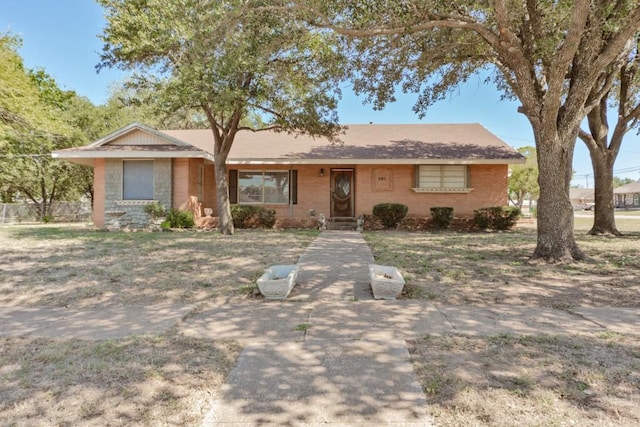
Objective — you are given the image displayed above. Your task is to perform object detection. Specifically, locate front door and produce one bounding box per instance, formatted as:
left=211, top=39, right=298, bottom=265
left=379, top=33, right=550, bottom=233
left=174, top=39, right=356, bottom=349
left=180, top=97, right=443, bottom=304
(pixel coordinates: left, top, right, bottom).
left=330, top=169, right=354, bottom=218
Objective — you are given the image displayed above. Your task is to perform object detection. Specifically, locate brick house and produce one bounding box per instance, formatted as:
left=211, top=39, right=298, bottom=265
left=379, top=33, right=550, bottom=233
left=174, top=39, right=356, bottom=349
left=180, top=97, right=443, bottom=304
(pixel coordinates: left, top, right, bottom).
left=614, top=181, right=640, bottom=208
left=53, top=122, right=525, bottom=229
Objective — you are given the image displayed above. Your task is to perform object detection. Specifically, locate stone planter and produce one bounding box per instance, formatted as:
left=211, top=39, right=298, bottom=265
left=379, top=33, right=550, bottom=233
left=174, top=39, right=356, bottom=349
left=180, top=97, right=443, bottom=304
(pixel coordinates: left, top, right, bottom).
left=148, top=216, right=166, bottom=231
left=257, top=265, right=299, bottom=300
left=369, top=264, right=405, bottom=300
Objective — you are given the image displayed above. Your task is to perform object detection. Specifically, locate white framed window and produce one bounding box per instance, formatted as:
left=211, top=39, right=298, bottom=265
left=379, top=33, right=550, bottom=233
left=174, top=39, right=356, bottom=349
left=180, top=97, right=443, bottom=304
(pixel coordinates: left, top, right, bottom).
left=238, top=171, right=290, bottom=204
left=123, top=160, right=154, bottom=200
left=413, top=165, right=471, bottom=193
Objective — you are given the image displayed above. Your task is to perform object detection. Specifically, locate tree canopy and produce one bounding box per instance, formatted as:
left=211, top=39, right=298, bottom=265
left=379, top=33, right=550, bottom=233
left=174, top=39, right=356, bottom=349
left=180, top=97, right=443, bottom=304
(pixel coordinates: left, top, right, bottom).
left=0, top=35, right=68, bottom=143
left=283, top=0, right=640, bottom=261
left=98, top=0, right=347, bottom=234
left=0, top=35, right=89, bottom=213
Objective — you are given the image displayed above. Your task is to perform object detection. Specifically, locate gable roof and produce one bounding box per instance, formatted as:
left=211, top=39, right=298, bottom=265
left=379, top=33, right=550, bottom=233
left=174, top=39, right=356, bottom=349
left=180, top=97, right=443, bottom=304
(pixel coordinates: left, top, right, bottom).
left=52, top=122, right=214, bottom=166
left=614, top=181, right=640, bottom=194
left=54, top=122, right=525, bottom=165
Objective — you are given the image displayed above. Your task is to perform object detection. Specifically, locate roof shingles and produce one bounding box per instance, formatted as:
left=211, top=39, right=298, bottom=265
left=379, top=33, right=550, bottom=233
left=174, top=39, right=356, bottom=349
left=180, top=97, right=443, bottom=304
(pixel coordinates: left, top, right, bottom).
left=54, top=122, right=525, bottom=164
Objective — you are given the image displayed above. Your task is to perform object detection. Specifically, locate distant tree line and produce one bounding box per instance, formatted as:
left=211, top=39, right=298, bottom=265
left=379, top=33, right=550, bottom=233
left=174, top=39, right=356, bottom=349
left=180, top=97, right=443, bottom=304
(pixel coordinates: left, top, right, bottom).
left=0, top=33, right=208, bottom=220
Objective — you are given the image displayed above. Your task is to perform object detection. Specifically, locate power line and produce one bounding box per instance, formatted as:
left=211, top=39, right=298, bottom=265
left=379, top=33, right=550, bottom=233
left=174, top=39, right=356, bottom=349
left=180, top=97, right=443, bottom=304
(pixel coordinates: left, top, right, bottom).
left=497, top=134, right=535, bottom=144
left=614, top=166, right=640, bottom=174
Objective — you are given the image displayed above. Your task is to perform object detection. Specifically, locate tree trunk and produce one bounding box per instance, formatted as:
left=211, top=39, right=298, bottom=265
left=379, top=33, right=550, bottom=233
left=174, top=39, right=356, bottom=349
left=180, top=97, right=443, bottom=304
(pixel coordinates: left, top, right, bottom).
left=531, top=128, right=586, bottom=262
left=213, top=156, right=234, bottom=235
left=589, top=148, right=620, bottom=235
left=517, top=191, right=525, bottom=209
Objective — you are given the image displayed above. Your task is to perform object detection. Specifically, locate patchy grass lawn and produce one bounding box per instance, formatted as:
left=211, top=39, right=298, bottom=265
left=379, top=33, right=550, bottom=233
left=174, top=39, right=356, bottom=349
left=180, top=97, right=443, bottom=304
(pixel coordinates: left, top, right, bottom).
left=0, top=225, right=318, bottom=308
left=367, top=217, right=640, bottom=425
left=2, top=221, right=639, bottom=426
left=364, top=219, right=640, bottom=308
left=0, top=333, right=240, bottom=426
left=0, top=226, right=318, bottom=425
left=409, top=333, right=640, bottom=427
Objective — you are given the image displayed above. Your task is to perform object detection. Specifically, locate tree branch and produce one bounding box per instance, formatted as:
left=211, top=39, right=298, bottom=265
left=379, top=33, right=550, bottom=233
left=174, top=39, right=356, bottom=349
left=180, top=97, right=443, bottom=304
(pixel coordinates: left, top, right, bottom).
left=592, top=6, right=640, bottom=75
left=577, top=128, right=597, bottom=149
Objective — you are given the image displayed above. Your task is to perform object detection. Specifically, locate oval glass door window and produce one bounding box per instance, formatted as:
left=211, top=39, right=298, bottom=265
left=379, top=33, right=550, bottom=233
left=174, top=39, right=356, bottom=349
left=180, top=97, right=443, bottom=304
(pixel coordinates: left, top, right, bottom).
left=335, top=173, right=351, bottom=198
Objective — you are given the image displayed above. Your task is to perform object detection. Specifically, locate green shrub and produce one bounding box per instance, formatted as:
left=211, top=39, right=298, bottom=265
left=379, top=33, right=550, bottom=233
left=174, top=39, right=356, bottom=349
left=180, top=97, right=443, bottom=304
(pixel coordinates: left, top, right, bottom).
left=372, top=203, right=408, bottom=228
left=430, top=207, right=454, bottom=229
left=473, top=206, right=521, bottom=230
left=231, top=205, right=276, bottom=229
left=143, top=202, right=167, bottom=219
left=165, top=208, right=195, bottom=229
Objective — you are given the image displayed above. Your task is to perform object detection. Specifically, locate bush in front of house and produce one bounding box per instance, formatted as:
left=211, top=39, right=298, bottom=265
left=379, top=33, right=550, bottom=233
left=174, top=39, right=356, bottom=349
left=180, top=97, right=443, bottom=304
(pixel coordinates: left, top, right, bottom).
left=372, top=203, right=409, bottom=228
left=143, top=202, right=167, bottom=219
left=473, top=206, right=521, bottom=230
left=231, top=205, right=276, bottom=229
left=430, top=207, right=454, bottom=229
left=163, top=208, right=195, bottom=229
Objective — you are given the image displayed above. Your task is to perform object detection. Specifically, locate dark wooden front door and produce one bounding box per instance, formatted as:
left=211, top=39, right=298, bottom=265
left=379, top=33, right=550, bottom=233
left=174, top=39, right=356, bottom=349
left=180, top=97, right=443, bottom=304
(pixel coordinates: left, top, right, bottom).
left=331, top=169, right=354, bottom=218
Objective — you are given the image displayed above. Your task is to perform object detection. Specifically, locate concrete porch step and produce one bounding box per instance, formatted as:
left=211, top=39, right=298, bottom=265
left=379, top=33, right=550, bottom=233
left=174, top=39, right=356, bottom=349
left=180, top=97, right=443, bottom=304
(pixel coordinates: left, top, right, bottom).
left=327, top=217, right=357, bottom=231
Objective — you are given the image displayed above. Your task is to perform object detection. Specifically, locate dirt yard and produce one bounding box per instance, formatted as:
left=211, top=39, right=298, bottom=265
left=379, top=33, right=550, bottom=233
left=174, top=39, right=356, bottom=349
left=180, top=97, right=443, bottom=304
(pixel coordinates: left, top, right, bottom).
left=1, top=221, right=638, bottom=426
left=363, top=217, right=640, bottom=426
left=1, top=226, right=316, bottom=425
left=364, top=218, right=640, bottom=309
left=0, top=226, right=318, bottom=309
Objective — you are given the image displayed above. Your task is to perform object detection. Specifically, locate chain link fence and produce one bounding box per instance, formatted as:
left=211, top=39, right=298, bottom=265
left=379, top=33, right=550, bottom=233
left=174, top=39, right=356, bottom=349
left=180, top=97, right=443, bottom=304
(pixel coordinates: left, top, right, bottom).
left=0, top=202, right=92, bottom=224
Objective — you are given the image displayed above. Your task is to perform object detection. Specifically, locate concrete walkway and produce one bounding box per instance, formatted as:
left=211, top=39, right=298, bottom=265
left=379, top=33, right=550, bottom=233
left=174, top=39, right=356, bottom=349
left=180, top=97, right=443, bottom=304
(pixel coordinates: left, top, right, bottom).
left=1, top=230, right=639, bottom=426
left=291, top=230, right=375, bottom=301
left=2, top=300, right=636, bottom=342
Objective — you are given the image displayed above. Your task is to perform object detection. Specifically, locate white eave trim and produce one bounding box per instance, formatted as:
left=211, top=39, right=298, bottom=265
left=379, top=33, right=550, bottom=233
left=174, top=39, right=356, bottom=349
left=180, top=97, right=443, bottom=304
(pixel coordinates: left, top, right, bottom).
left=226, top=158, right=525, bottom=165
left=52, top=152, right=524, bottom=166
left=52, top=151, right=215, bottom=162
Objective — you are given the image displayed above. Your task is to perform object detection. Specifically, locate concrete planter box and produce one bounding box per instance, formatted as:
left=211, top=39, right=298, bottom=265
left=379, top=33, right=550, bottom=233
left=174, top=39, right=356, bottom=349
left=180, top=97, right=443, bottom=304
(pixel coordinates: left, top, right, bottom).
left=369, top=264, right=405, bottom=300
left=257, top=265, right=299, bottom=300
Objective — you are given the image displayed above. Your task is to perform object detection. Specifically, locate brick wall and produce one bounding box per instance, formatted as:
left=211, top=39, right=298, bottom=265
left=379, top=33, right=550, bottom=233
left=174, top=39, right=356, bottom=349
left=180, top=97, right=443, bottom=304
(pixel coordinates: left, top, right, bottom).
left=230, top=164, right=333, bottom=221
left=93, top=158, right=105, bottom=228
left=227, top=163, right=508, bottom=220
left=355, top=164, right=508, bottom=217
left=172, top=158, right=189, bottom=209
left=203, top=164, right=216, bottom=212
left=95, top=160, right=509, bottom=229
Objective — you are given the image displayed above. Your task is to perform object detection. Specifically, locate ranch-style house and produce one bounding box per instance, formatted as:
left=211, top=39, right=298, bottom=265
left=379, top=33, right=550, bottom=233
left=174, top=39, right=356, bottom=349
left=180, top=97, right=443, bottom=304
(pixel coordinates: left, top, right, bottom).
left=53, top=122, right=525, bottom=229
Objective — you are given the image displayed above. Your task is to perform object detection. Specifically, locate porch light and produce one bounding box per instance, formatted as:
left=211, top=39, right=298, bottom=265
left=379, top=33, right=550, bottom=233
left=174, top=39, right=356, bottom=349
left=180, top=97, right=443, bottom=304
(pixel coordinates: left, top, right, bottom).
left=320, top=168, right=325, bottom=177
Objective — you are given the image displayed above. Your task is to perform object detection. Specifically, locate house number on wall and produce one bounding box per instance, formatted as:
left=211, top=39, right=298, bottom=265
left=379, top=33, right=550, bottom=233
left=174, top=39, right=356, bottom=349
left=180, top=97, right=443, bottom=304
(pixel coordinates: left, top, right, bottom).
left=372, top=168, right=393, bottom=191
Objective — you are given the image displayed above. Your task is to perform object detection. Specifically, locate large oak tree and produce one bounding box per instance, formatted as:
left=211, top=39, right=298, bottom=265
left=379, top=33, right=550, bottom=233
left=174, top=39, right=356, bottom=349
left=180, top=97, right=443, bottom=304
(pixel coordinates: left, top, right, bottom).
left=285, top=0, right=640, bottom=261
left=98, top=0, right=345, bottom=234
left=578, top=38, right=640, bottom=236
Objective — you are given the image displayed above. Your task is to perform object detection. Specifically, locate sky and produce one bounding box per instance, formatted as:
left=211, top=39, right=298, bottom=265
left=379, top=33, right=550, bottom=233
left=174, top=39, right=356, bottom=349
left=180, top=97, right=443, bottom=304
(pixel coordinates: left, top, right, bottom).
left=3, top=0, right=640, bottom=185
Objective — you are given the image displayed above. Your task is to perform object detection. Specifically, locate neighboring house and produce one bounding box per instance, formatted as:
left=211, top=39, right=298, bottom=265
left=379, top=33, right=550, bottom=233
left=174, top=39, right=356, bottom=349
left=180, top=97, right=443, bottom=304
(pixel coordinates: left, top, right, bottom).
left=614, top=181, right=640, bottom=208
left=53, top=122, right=525, bottom=229
left=569, top=188, right=595, bottom=210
